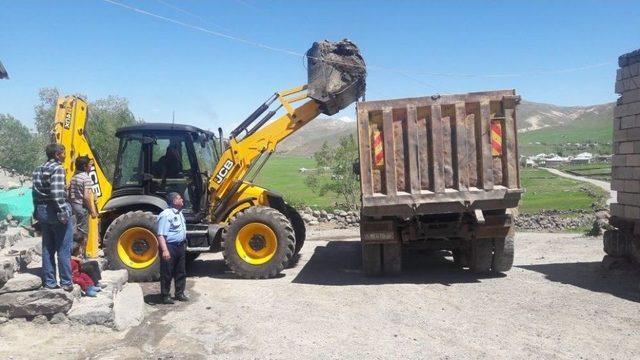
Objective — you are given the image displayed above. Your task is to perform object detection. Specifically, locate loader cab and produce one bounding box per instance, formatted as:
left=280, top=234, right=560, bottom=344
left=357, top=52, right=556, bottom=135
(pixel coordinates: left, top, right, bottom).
left=112, top=123, right=220, bottom=221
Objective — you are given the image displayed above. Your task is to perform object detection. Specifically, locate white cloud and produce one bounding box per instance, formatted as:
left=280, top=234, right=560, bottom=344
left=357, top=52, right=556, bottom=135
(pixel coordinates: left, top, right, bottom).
left=339, top=116, right=355, bottom=123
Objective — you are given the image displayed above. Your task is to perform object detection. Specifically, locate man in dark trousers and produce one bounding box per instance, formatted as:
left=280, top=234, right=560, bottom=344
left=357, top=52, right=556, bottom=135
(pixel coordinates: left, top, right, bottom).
left=157, top=192, right=189, bottom=304
left=32, top=143, right=74, bottom=291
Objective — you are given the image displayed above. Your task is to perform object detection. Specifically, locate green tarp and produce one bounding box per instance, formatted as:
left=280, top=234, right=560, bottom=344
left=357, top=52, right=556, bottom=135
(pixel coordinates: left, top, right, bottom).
left=0, top=187, right=33, bottom=224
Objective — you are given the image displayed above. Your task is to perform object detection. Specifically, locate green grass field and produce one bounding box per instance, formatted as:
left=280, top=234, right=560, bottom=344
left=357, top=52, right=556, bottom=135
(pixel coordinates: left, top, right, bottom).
left=519, top=168, right=607, bottom=213
left=255, top=156, right=608, bottom=214
left=253, top=155, right=339, bottom=208
left=556, top=163, right=612, bottom=181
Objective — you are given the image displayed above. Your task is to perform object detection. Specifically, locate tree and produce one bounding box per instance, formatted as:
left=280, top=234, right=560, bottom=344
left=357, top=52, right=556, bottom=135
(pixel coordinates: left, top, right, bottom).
left=304, top=135, right=360, bottom=210
left=86, top=96, right=138, bottom=179
left=32, top=88, right=138, bottom=180
left=0, top=114, right=40, bottom=174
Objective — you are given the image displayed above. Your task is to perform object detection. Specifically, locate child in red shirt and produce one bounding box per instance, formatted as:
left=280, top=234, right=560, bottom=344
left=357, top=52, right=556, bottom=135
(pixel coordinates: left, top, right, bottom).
left=71, top=244, right=101, bottom=297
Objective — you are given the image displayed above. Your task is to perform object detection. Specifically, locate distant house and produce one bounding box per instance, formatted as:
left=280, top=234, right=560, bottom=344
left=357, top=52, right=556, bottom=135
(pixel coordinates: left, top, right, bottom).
left=571, top=152, right=593, bottom=164
left=596, top=154, right=612, bottom=163
left=545, top=156, right=570, bottom=168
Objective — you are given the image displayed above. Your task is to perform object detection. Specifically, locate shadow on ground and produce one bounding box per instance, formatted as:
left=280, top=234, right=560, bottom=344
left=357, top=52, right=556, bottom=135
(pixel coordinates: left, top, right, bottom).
left=518, top=262, right=640, bottom=302
left=291, top=240, right=504, bottom=286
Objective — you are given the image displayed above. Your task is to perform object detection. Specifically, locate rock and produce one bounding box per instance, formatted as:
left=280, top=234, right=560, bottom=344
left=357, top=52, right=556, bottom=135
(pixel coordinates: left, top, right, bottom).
left=337, top=210, right=348, bottom=217
left=0, top=259, right=15, bottom=287
left=32, top=314, right=48, bottom=324
left=326, top=214, right=335, bottom=221
left=0, top=316, right=7, bottom=324
left=67, top=293, right=114, bottom=326
left=71, top=284, right=82, bottom=300
left=101, top=270, right=128, bottom=293
left=113, top=283, right=144, bottom=331
left=309, top=220, right=319, bottom=226
left=2, top=180, right=20, bottom=190
left=312, top=210, right=320, bottom=217
left=49, top=312, right=67, bottom=324
left=0, top=289, right=74, bottom=318
left=320, top=210, right=328, bottom=217
left=0, top=273, right=42, bottom=294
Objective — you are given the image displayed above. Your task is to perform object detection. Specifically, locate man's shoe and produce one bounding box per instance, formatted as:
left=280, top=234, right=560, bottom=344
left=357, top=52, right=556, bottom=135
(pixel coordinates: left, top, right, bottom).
left=43, top=284, right=60, bottom=290
left=174, top=293, right=190, bottom=302
left=61, top=284, right=74, bottom=292
left=162, top=295, right=175, bottom=305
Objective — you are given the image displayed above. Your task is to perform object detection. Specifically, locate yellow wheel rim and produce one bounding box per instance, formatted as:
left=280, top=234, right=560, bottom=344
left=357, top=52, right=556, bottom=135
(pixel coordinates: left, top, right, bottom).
left=116, top=227, right=158, bottom=269
left=235, top=222, right=277, bottom=265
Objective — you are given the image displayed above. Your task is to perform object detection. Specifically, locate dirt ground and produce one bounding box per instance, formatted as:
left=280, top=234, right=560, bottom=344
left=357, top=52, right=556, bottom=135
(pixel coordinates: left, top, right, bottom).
left=0, top=229, right=638, bottom=359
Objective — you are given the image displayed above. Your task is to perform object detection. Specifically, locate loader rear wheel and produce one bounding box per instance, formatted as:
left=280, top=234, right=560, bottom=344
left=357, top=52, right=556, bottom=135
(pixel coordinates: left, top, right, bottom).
left=491, top=227, right=515, bottom=273
left=222, top=206, right=295, bottom=279
left=104, top=211, right=160, bottom=282
left=470, top=239, right=493, bottom=273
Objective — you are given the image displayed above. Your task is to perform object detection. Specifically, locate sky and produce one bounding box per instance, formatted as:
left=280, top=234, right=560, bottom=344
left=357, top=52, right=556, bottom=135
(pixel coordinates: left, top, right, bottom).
left=0, top=0, right=639, bottom=132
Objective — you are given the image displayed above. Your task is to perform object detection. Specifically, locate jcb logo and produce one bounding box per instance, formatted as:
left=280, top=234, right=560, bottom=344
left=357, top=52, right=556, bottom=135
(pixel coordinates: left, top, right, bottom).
left=88, top=168, right=102, bottom=198
left=64, top=113, right=71, bottom=129
left=214, top=160, right=234, bottom=184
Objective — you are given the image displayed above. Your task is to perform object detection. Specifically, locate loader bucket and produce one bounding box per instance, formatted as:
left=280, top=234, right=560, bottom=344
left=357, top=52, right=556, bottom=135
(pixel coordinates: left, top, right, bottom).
left=306, top=39, right=366, bottom=116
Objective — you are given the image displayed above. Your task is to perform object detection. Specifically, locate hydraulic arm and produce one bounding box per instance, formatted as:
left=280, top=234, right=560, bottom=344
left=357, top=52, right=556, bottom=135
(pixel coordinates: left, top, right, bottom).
left=208, top=85, right=321, bottom=220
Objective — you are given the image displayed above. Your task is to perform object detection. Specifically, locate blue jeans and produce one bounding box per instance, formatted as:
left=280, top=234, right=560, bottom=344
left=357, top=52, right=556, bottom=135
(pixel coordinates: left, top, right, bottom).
left=36, top=203, right=73, bottom=288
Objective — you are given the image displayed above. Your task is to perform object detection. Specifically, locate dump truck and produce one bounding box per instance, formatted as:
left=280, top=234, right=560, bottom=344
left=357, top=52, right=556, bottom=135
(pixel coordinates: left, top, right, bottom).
left=52, top=39, right=366, bottom=281
left=356, top=90, right=522, bottom=275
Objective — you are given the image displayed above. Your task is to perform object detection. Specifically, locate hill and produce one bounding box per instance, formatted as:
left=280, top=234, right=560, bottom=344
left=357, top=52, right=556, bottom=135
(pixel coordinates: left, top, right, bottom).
left=277, top=100, right=614, bottom=156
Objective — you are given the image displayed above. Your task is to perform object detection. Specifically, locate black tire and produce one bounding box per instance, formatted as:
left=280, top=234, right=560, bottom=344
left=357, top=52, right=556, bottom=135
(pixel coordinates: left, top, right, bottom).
left=362, top=243, right=382, bottom=276
left=492, top=227, right=515, bottom=273
left=284, top=204, right=306, bottom=255
left=470, top=239, right=493, bottom=273
left=452, top=248, right=468, bottom=268
left=103, top=211, right=160, bottom=282
left=221, top=206, right=295, bottom=279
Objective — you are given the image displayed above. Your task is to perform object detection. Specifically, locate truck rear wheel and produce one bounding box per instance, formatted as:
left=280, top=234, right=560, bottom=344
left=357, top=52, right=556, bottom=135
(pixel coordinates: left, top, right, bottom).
left=103, top=211, right=160, bottom=282
left=222, top=206, right=295, bottom=279
left=361, top=243, right=382, bottom=276
left=491, top=227, right=515, bottom=273
left=470, top=239, right=493, bottom=273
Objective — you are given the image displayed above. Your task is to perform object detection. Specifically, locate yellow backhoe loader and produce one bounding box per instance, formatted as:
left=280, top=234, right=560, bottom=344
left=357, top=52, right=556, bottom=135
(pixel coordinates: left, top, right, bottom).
left=51, top=40, right=365, bottom=280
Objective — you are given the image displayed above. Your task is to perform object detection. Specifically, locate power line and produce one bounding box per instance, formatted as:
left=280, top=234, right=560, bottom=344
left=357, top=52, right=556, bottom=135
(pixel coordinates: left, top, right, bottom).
left=101, top=0, right=615, bottom=80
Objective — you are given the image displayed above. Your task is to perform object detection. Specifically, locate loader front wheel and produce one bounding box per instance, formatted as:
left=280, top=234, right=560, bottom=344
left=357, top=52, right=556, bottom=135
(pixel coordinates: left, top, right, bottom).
left=104, top=211, right=160, bottom=282
left=222, top=206, right=295, bottom=279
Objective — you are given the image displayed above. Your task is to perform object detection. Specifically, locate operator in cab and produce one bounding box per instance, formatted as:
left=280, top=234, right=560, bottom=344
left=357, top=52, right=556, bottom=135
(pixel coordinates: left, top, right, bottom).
left=156, top=192, right=189, bottom=304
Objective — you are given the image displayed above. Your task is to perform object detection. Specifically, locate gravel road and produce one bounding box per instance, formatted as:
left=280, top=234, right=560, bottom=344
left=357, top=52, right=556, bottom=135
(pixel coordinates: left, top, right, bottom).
left=1, top=229, right=638, bottom=359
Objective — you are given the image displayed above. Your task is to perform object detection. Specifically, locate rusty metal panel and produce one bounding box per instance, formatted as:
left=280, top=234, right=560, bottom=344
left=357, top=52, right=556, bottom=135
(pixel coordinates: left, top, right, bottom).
left=357, top=90, right=522, bottom=216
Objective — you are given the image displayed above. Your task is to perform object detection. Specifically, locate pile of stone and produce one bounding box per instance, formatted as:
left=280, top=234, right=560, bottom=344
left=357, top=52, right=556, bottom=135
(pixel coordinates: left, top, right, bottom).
left=0, top=221, right=144, bottom=330
left=514, top=210, right=596, bottom=232
left=0, top=167, right=31, bottom=190
left=298, top=207, right=360, bottom=228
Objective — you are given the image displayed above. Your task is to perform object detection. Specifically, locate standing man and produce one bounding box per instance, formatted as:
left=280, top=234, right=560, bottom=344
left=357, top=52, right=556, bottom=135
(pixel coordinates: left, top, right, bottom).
left=32, top=143, right=74, bottom=291
left=68, top=156, right=98, bottom=255
left=157, top=192, right=189, bottom=304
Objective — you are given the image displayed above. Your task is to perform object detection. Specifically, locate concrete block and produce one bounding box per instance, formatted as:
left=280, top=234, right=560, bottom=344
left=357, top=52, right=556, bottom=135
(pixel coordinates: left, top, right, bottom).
left=113, top=283, right=144, bottom=331
left=0, top=289, right=74, bottom=318
left=618, top=192, right=640, bottom=206
left=620, top=89, right=640, bottom=105
left=614, top=101, right=640, bottom=118
left=612, top=166, right=633, bottom=180
left=0, top=273, right=41, bottom=294
left=612, top=155, right=626, bottom=166
left=610, top=203, right=625, bottom=217
left=618, top=141, right=635, bottom=154
left=627, top=154, right=640, bottom=166
left=624, top=205, right=640, bottom=219
left=624, top=180, right=640, bottom=193
left=614, top=117, right=621, bottom=131
left=620, top=115, right=638, bottom=130
left=611, top=179, right=624, bottom=191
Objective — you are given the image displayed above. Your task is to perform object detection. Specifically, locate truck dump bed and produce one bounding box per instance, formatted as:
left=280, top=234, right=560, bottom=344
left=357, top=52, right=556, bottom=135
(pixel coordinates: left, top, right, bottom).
left=357, top=90, right=522, bottom=217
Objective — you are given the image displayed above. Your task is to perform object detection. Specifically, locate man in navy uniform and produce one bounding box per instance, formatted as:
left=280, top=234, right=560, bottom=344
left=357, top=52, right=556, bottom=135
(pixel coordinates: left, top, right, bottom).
left=157, top=192, right=189, bottom=304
